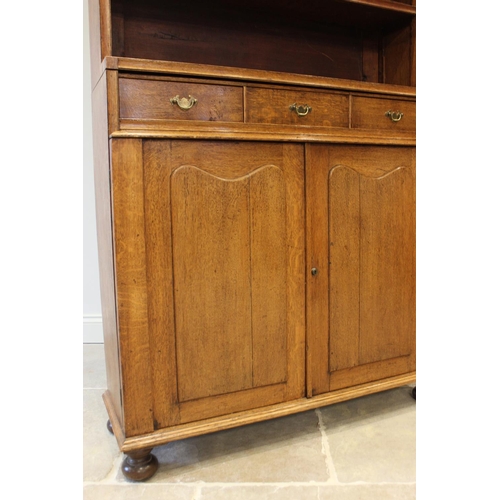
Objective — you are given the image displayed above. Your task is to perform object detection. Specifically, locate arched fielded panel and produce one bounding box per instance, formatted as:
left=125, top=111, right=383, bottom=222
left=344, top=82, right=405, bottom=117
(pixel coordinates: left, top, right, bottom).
left=170, top=165, right=288, bottom=401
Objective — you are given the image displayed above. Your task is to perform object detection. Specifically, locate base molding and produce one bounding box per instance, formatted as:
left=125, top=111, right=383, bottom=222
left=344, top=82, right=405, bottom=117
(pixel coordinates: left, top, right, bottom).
left=104, top=372, right=416, bottom=454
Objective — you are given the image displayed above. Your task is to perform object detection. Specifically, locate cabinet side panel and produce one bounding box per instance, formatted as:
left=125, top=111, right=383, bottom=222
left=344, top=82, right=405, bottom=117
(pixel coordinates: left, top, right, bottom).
left=171, top=166, right=253, bottom=402
left=411, top=18, right=416, bottom=87
left=88, top=0, right=112, bottom=88
left=329, top=166, right=360, bottom=371
left=359, top=165, right=416, bottom=364
left=91, top=72, right=123, bottom=427
left=111, top=139, right=155, bottom=437
left=88, top=0, right=102, bottom=88
left=383, top=23, right=414, bottom=87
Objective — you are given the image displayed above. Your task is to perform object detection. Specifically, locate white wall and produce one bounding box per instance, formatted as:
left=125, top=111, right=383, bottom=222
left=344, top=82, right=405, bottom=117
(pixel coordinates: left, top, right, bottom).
left=83, top=0, right=103, bottom=342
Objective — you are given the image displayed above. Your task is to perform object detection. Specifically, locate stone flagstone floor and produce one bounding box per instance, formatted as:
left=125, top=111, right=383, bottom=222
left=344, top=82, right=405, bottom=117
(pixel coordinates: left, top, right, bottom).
left=83, top=344, right=416, bottom=499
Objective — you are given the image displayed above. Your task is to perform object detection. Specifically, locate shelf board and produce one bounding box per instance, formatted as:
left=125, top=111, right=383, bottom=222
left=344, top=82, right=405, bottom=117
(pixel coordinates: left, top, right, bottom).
left=342, top=0, right=415, bottom=14
left=104, top=57, right=416, bottom=96
left=115, top=0, right=416, bottom=32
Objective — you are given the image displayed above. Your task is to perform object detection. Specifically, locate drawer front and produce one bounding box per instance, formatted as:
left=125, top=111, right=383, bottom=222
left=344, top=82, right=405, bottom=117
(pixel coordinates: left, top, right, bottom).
left=246, top=87, right=349, bottom=127
left=119, top=77, right=244, bottom=122
left=351, top=96, right=415, bottom=131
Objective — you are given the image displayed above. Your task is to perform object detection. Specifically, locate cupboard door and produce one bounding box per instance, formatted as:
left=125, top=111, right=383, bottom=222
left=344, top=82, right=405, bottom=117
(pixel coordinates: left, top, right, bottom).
left=111, top=139, right=305, bottom=434
left=306, top=145, right=415, bottom=396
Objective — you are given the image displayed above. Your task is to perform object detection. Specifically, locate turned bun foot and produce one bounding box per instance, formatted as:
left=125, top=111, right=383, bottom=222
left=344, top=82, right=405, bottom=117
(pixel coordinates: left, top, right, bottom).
left=121, top=449, right=159, bottom=482
left=106, top=419, right=114, bottom=435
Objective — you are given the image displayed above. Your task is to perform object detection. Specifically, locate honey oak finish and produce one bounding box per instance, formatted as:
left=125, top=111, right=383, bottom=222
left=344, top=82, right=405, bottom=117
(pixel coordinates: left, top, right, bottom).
left=306, top=145, right=416, bottom=396
left=111, top=139, right=306, bottom=436
left=89, top=0, right=416, bottom=481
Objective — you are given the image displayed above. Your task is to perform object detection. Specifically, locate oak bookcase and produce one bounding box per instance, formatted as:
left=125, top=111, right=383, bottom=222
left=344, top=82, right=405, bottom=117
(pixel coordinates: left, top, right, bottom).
left=89, top=0, right=416, bottom=481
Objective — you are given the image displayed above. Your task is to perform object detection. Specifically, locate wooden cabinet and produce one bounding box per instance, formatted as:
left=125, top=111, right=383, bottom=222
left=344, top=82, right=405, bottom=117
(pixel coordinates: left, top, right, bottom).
left=111, top=139, right=305, bottom=434
left=306, top=145, right=416, bottom=395
left=89, top=0, right=416, bottom=481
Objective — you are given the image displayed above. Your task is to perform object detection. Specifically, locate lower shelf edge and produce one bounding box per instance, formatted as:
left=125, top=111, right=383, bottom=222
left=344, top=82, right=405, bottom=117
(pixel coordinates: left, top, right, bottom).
left=110, top=371, right=415, bottom=453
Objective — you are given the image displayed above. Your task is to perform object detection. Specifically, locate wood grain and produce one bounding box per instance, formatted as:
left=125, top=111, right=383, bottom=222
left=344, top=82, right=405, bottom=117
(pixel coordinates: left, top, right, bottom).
left=88, top=0, right=112, bottom=88
left=139, top=140, right=305, bottom=426
left=114, top=120, right=416, bottom=146
left=246, top=87, right=349, bottom=127
left=114, top=1, right=365, bottom=80
left=119, top=77, right=244, bottom=122
left=249, top=166, right=288, bottom=388
left=362, top=33, right=381, bottom=83
left=305, top=145, right=331, bottom=397
left=105, top=58, right=417, bottom=96
left=92, top=0, right=417, bottom=449
left=329, top=166, right=360, bottom=371
left=92, top=68, right=123, bottom=428
left=88, top=0, right=101, bottom=88
left=118, top=371, right=416, bottom=453
left=351, top=96, right=416, bottom=131
left=359, top=165, right=416, bottom=364
left=171, top=165, right=254, bottom=402
left=306, top=145, right=415, bottom=395
left=330, top=355, right=411, bottom=391
left=111, top=0, right=125, bottom=57
left=111, top=139, right=155, bottom=437
left=383, top=23, right=414, bottom=87
left=99, top=0, right=112, bottom=61
left=410, top=18, right=416, bottom=87
left=106, top=70, right=119, bottom=134
left=103, top=390, right=126, bottom=450
left=179, top=384, right=286, bottom=424
left=281, top=144, right=306, bottom=402
left=142, top=141, right=181, bottom=428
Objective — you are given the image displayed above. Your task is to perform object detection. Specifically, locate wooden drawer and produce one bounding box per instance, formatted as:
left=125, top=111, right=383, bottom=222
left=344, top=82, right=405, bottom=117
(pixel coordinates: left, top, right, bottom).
left=246, top=87, right=349, bottom=127
left=119, top=77, right=244, bottom=122
left=351, top=96, right=415, bottom=131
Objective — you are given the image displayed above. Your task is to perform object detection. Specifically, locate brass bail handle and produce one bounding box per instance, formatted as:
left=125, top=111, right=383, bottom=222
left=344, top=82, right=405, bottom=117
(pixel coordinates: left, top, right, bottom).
left=170, top=95, right=197, bottom=110
left=290, top=103, right=312, bottom=117
left=385, top=110, right=404, bottom=122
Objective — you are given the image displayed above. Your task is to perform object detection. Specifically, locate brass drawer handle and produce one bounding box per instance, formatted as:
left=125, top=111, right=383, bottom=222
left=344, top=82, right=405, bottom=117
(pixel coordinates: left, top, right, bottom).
left=385, top=110, right=404, bottom=122
left=289, top=103, right=312, bottom=117
left=170, top=95, right=197, bottom=111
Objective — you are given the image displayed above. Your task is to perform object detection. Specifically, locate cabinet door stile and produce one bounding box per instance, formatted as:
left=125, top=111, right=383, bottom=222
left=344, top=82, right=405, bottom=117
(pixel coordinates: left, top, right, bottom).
left=143, top=140, right=181, bottom=428
left=111, top=138, right=155, bottom=436
left=282, top=144, right=306, bottom=402
left=305, top=144, right=331, bottom=396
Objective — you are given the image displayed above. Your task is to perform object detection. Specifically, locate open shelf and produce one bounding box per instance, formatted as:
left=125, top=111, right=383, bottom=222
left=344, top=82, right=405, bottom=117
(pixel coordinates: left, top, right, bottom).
left=108, top=0, right=416, bottom=86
